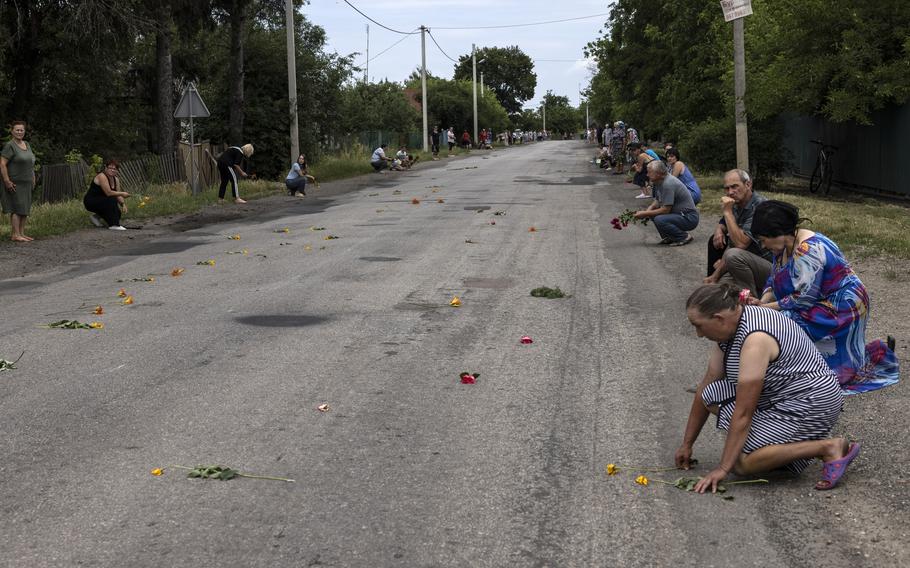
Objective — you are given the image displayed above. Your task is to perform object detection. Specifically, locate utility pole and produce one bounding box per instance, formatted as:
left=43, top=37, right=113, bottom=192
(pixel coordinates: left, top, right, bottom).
left=420, top=26, right=429, bottom=152
left=285, top=0, right=299, bottom=163
left=480, top=72, right=484, bottom=98
left=720, top=0, right=752, bottom=170
left=364, top=24, right=369, bottom=83
left=542, top=104, right=546, bottom=135
left=733, top=17, right=748, bottom=170
left=472, top=43, right=478, bottom=147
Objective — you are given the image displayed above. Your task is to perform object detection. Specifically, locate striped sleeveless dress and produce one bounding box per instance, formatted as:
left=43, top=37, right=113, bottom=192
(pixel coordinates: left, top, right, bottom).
left=701, top=306, right=844, bottom=473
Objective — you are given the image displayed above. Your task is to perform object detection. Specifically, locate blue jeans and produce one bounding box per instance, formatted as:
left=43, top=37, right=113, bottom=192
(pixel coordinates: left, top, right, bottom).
left=285, top=177, right=307, bottom=195
left=653, top=210, right=699, bottom=243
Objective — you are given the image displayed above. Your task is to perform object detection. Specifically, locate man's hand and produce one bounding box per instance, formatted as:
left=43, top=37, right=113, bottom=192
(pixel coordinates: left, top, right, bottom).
left=721, top=196, right=736, bottom=210
left=675, top=445, right=694, bottom=470
left=633, top=211, right=647, bottom=220
left=693, top=467, right=728, bottom=494
left=712, top=225, right=726, bottom=250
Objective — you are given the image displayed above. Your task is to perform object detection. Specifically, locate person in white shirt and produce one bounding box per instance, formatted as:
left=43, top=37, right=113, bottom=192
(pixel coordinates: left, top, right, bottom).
left=371, top=144, right=391, bottom=172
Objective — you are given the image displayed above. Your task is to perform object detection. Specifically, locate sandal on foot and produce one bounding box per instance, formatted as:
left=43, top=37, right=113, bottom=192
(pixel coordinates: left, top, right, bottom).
left=815, top=442, right=861, bottom=490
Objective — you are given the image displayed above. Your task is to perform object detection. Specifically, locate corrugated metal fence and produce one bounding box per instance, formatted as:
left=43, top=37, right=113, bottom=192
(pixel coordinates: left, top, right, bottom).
left=781, top=105, right=910, bottom=196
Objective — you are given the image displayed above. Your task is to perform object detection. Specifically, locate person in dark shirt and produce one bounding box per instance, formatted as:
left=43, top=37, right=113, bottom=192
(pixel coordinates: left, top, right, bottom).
left=217, top=143, right=253, bottom=204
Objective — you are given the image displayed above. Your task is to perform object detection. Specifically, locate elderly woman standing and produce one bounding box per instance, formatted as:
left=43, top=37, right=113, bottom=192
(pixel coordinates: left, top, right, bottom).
left=678, top=283, right=857, bottom=493
left=750, top=200, right=899, bottom=394
left=1, top=121, right=37, bottom=242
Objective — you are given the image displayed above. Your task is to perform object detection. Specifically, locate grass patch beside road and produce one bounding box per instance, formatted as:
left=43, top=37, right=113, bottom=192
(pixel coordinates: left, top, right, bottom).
left=698, top=175, right=910, bottom=259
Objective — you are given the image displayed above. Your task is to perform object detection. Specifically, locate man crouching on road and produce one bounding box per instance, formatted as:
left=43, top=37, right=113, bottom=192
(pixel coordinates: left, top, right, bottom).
left=633, top=160, right=699, bottom=246
left=703, top=169, right=772, bottom=295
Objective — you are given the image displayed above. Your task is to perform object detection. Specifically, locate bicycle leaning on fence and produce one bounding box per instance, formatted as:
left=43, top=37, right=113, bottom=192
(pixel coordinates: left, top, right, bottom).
left=809, top=139, right=838, bottom=194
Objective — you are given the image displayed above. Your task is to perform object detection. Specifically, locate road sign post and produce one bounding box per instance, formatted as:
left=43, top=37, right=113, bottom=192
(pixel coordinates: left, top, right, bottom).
left=174, top=82, right=211, bottom=195
left=720, top=0, right=752, bottom=171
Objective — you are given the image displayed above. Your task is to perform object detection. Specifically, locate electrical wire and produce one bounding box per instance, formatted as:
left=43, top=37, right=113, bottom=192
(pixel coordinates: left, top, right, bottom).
left=342, top=0, right=419, bottom=35
left=431, top=12, right=611, bottom=30
left=354, top=31, right=418, bottom=68
left=426, top=29, right=458, bottom=63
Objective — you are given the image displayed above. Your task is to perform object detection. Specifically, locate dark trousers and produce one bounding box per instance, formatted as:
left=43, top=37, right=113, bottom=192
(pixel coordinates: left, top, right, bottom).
left=84, top=193, right=121, bottom=227
left=285, top=177, right=306, bottom=195
left=707, top=236, right=726, bottom=276
left=431, top=141, right=439, bottom=155
left=218, top=164, right=239, bottom=199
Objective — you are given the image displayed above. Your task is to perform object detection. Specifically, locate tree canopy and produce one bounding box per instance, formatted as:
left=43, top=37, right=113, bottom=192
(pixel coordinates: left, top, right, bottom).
left=452, top=46, right=536, bottom=115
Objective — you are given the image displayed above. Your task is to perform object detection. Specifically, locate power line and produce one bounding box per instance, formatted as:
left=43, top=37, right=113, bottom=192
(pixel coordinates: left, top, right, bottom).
left=431, top=12, right=611, bottom=31
left=342, top=0, right=419, bottom=35
left=426, top=29, right=458, bottom=63
left=354, top=31, right=417, bottom=68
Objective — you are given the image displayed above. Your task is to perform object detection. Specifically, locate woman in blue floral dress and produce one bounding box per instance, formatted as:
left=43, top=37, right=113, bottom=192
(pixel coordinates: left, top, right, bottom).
left=750, top=200, right=899, bottom=394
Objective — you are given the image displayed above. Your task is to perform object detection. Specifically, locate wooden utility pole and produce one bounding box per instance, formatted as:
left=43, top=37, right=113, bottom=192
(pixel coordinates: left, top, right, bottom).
left=285, top=0, right=299, bottom=163
left=721, top=0, right=753, bottom=171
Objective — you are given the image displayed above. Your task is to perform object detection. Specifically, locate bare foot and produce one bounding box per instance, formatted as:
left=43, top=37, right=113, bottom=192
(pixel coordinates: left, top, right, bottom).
left=820, top=438, right=849, bottom=463
left=234, top=198, right=247, bottom=204
left=21, top=235, right=34, bottom=241
left=11, top=236, right=29, bottom=242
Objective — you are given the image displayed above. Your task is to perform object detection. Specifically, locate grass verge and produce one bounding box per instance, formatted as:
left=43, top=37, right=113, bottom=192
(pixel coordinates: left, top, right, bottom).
left=698, top=175, right=910, bottom=259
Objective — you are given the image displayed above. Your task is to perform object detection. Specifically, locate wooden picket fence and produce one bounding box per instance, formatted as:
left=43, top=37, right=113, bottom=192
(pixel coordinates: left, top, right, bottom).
left=37, top=142, right=222, bottom=203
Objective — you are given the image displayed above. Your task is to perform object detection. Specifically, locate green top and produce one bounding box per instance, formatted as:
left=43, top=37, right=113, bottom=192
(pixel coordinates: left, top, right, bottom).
left=1, top=140, right=36, bottom=183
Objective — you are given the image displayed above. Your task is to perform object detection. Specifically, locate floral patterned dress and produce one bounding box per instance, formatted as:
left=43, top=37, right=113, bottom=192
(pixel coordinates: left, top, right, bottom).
left=764, top=232, right=900, bottom=394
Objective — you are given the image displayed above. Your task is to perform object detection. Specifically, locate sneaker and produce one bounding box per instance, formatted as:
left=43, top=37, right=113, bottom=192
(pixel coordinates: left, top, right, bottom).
left=294, top=191, right=306, bottom=197
left=658, top=237, right=672, bottom=245
left=234, top=198, right=247, bottom=204
left=887, top=335, right=896, bottom=352
left=635, top=193, right=651, bottom=199
left=89, top=213, right=104, bottom=228
left=109, top=225, right=127, bottom=231
left=669, top=235, right=694, bottom=247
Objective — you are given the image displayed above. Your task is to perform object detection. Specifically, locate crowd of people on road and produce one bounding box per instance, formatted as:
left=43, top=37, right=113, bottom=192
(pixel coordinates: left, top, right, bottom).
left=587, top=122, right=900, bottom=492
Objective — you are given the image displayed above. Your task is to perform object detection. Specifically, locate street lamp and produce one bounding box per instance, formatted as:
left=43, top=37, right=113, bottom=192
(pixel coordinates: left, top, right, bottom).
left=472, top=45, right=486, bottom=147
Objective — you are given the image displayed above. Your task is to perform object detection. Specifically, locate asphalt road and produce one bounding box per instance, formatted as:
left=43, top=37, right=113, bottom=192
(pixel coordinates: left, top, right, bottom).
left=1, top=142, right=906, bottom=567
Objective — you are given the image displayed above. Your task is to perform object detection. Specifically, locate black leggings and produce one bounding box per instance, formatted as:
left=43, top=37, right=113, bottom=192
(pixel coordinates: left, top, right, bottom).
left=84, top=193, right=121, bottom=227
left=218, top=164, right=240, bottom=199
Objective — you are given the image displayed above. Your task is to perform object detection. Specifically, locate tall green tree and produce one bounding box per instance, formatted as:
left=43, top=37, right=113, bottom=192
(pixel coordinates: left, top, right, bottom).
left=539, top=91, right=582, bottom=135
left=339, top=80, right=419, bottom=133
left=452, top=46, right=536, bottom=115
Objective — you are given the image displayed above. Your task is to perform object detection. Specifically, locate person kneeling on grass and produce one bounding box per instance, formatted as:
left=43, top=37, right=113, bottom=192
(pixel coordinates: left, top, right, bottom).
left=84, top=158, right=130, bottom=231
left=633, top=160, right=699, bottom=246
left=678, top=283, right=857, bottom=494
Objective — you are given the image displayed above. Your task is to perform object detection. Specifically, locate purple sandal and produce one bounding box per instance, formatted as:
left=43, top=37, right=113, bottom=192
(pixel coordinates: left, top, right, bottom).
left=815, top=442, right=861, bottom=490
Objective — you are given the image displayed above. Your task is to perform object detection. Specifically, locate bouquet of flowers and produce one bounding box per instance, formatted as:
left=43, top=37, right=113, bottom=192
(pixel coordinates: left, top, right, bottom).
left=611, top=209, right=650, bottom=230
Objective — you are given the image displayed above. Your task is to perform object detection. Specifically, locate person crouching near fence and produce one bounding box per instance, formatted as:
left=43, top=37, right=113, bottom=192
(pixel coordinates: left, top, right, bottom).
left=677, top=283, right=857, bottom=493
left=285, top=153, right=308, bottom=197
left=84, top=159, right=130, bottom=231
left=217, top=143, right=253, bottom=204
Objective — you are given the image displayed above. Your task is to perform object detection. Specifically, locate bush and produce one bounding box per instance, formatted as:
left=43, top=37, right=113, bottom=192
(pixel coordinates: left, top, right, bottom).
left=679, top=116, right=792, bottom=190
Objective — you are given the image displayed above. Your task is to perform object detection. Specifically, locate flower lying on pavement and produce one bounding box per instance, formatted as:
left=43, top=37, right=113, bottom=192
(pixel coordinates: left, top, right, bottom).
left=317, top=404, right=330, bottom=412
left=449, top=296, right=462, bottom=307
left=310, top=226, right=326, bottom=231
left=196, top=259, right=216, bottom=266
left=411, top=198, right=420, bottom=204
left=528, top=226, right=537, bottom=232
left=92, top=306, right=104, bottom=315
left=606, top=464, right=619, bottom=476
left=460, top=372, right=479, bottom=384
left=151, top=468, right=163, bottom=476
left=530, top=286, right=566, bottom=299
left=44, top=320, right=102, bottom=330
left=437, top=198, right=445, bottom=203
left=0, top=351, right=24, bottom=372
left=171, top=267, right=185, bottom=277
left=324, top=235, right=340, bottom=240
left=227, top=234, right=241, bottom=240
left=635, top=475, right=649, bottom=486
left=121, top=295, right=134, bottom=306
left=169, top=464, right=294, bottom=482
left=117, top=288, right=127, bottom=298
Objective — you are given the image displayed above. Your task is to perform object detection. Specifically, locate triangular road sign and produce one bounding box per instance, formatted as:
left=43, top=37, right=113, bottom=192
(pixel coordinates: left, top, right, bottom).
left=174, top=83, right=211, bottom=118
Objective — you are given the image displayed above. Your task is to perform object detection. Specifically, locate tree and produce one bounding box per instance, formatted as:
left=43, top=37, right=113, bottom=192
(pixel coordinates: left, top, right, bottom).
left=417, top=78, right=509, bottom=135
left=452, top=46, right=536, bottom=115
left=339, top=80, right=419, bottom=133
left=539, top=91, right=582, bottom=135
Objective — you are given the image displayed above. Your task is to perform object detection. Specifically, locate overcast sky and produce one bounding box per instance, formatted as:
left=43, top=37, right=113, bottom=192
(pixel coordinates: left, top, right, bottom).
left=303, top=0, right=610, bottom=110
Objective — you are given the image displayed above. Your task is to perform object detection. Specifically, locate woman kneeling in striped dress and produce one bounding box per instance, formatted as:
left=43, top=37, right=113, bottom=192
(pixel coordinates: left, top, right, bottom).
left=677, top=283, right=859, bottom=494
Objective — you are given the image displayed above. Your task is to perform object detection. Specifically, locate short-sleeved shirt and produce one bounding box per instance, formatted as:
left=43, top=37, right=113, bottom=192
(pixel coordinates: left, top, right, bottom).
left=644, top=149, right=660, bottom=161
left=217, top=146, right=245, bottom=168
left=396, top=150, right=409, bottom=160
left=286, top=162, right=302, bottom=180
left=1, top=140, right=35, bottom=183
left=654, top=174, right=697, bottom=215
left=371, top=147, right=386, bottom=162
left=720, top=192, right=770, bottom=259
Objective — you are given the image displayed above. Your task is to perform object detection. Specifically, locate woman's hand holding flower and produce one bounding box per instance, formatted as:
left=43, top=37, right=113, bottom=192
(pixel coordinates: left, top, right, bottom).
left=675, top=445, right=694, bottom=470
